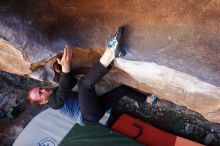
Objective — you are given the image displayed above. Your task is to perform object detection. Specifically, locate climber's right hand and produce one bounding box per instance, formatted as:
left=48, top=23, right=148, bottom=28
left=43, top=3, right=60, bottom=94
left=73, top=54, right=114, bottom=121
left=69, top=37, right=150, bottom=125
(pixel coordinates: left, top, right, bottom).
left=57, top=45, right=73, bottom=73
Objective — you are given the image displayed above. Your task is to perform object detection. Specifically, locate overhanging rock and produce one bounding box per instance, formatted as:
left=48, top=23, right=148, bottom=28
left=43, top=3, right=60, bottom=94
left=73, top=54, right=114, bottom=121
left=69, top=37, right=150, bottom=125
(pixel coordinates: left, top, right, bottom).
left=0, top=0, right=219, bottom=123
left=114, top=58, right=220, bottom=123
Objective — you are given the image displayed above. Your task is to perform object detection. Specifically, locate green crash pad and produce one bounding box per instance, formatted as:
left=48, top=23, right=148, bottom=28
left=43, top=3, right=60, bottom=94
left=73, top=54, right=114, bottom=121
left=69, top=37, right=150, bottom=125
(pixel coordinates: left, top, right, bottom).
left=59, top=124, right=144, bottom=146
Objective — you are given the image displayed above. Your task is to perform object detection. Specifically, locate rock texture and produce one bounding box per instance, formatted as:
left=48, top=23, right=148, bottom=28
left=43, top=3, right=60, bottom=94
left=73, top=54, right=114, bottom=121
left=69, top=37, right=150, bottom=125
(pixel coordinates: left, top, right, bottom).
left=114, top=59, right=220, bottom=123
left=0, top=0, right=219, bottom=123
left=0, top=76, right=25, bottom=115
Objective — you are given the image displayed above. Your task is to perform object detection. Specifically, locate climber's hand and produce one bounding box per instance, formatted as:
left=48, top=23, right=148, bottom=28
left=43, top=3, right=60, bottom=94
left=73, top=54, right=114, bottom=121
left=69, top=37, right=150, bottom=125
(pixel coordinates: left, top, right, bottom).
left=57, top=45, right=72, bottom=73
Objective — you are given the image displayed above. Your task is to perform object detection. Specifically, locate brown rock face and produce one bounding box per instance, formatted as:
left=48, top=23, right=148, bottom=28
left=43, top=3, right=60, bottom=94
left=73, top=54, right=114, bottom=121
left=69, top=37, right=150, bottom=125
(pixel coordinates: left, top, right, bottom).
left=0, top=0, right=220, bottom=123
left=0, top=39, right=31, bottom=75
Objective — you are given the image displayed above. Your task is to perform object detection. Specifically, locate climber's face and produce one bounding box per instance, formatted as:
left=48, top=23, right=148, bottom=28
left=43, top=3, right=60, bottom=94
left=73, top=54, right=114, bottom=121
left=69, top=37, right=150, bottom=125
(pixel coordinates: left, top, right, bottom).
left=28, top=87, right=53, bottom=105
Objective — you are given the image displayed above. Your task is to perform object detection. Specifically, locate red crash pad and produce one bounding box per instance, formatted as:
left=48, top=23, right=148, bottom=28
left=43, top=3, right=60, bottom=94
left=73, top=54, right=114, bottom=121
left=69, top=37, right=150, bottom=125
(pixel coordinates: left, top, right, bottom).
left=111, top=114, right=204, bottom=146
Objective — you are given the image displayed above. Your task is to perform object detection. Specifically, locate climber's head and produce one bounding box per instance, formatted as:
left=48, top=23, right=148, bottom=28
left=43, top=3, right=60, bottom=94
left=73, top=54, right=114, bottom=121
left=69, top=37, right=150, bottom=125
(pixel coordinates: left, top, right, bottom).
left=28, top=87, right=53, bottom=105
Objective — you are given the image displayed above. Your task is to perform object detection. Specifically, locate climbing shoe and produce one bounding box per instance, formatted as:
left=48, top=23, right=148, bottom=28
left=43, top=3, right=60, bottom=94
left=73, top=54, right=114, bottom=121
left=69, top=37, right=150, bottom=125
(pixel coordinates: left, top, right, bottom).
left=107, top=26, right=126, bottom=57
left=146, top=94, right=158, bottom=105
